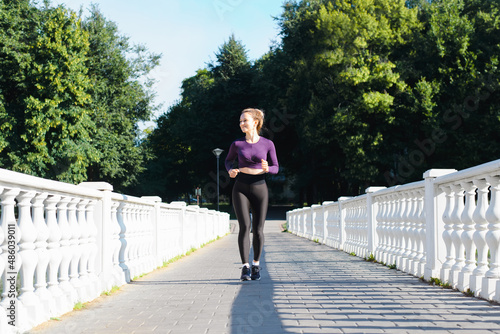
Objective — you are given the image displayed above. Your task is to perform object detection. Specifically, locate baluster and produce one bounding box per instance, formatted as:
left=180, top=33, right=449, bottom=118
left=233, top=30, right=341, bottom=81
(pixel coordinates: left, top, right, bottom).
left=394, top=194, right=405, bottom=268
left=45, top=195, right=65, bottom=315
left=144, top=206, right=152, bottom=271
left=356, top=204, right=362, bottom=256
left=401, top=192, right=412, bottom=272
left=374, top=197, right=383, bottom=261
left=355, top=203, right=360, bottom=254
left=471, top=178, right=489, bottom=296
left=0, top=188, right=20, bottom=312
left=323, top=205, right=329, bottom=246
left=136, top=206, right=144, bottom=273
left=482, top=176, right=500, bottom=300
left=111, top=201, right=125, bottom=286
left=330, top=205, right=337, bottom=248
left=380, top=195, right=390, bottom=264
left=128, top=204, right=138, bottom=277
left=354, top=203, right=360, bottom=254
left=407, top=191, right=419, bottom=275
left=17, top=191, right=40, bottom=321
left=118, top=202, right=131, bottom=282
left=458, top=181, right=477, bottom=292
left=361, top=204, right=368, bottom=257
left=296, top=210, right=301, bottom=236
left=386, top=195, right=396, bottom=265
left=311, top=205, right=318, bottom=241
left=134, top=204, right=142, bottom=275
left=333, top=205, right=339, bottom=248
left=77, top=199, right=90, bottom=302
left=343, top=205, right=349, bottom=253
left=68, top=198, right=81, bottom=303
left=392, top=194, right=402, bottom=266
left=440, top=185, right=454, bottom=283
left=362, top=203, right=368, bottom=256
left=86, top=200, right=99, bottom=299
left=32, top=192, right=50, bottom=320
left=349, top=204, right=355, bottom=253
left=57, top=197, right=73, bottom=305
left=450, top=184, right=465, bottom=288
left=346, top=204, right=352, bottom=253
left=143, top=206, right=152, bottom=272
left=416, top=190, right=427, bottom=277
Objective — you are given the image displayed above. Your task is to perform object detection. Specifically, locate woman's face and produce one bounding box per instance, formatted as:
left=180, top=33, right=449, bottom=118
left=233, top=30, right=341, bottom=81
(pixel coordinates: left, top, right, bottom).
left=239, top=113, right=257, bottom=134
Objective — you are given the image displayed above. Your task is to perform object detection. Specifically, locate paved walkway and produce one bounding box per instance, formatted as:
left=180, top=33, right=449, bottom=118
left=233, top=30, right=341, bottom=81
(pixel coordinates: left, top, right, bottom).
left=28, top=220, right=500, bottom=334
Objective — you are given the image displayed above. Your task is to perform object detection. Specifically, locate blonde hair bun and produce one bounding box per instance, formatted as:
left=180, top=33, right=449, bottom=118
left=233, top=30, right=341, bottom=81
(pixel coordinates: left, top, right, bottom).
left=242, top=108, right=265, bottom=133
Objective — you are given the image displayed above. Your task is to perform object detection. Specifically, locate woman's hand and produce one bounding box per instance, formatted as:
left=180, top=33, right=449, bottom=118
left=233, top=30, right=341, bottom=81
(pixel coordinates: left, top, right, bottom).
left=261, top=159, right=269, bottom=173
left=229, top=169, right=240, bottom=178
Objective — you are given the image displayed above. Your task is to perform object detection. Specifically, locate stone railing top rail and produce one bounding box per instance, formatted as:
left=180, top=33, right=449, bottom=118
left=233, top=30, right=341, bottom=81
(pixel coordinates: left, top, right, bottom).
left=0, top=168, right=102, bottom=199
left=426, top=159, right=500, bottom=186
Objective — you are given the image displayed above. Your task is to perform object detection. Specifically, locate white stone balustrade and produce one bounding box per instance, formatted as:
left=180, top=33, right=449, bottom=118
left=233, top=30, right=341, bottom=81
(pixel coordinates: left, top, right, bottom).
left=0, top=168, right=230, bottom=333
left=287, top=159, right=500, bottom=304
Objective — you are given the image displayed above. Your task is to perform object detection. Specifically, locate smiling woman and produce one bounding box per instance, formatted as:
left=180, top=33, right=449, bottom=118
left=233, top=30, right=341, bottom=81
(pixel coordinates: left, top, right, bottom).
left=225, top=108, right=279, bottom=281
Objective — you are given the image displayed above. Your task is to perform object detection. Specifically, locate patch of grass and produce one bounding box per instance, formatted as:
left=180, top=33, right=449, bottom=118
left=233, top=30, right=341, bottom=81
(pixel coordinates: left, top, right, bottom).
left=465, top=288, right=475, bottom=297
left=50, top=317, right=61, bottom=321
left=388, top=263, right=397, bottom=270
left=349, top=252, right=356, bottom=256
left=132, top=273, right=146, bottom=281
left=441, top=281, right=452, bottom=289
left=281, top=223, right=288, bottom=232
left=429, top=277, right=442, bottom=286
left=425, top=277, right=455, bottom=290
left=102, top=285, right=120, bottom=296
left=73, top=302, right=85, bottom=311
left=313, top=238, right=320, bottom=244
left=365, top=253, right=376, bottom=262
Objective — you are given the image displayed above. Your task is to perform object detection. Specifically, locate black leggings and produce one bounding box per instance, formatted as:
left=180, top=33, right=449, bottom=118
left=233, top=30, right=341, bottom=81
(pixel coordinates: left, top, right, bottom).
left=232, top=173, right=268, bottom=264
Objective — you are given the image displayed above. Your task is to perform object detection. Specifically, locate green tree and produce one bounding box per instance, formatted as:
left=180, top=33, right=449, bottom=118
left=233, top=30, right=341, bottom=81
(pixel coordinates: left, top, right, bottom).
left=82, top=5, right=160, bottom=191
left=275, top=0, right=420, bottom=201
left=390, top=0, right=500, bottom=184
left=0, top=1, right=99, bottom=183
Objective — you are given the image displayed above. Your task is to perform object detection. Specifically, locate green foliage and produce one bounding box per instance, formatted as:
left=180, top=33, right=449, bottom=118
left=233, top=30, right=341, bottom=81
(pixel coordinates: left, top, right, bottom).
left=465, top=288, right=475, bottom=297
left=0, top=2, right=98, bottom=182
left=81, top=5, right=160, bottom=191
left=429, top=277, right=442, bottom=285
left=0, top=1, right=159, bottom=188
left=365, top=253, right=376, bottom=262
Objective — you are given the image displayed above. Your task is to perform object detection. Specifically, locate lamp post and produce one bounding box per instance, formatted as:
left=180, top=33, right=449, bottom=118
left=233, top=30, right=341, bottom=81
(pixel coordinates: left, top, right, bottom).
left=212, top=148, right=224, bottom=211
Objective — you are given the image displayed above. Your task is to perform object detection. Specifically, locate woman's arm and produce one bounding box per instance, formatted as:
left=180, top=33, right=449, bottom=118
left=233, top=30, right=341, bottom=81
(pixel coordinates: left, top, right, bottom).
left=225, top=142, right=237, bottom=172
left=266, top=141, right=279, bottom=174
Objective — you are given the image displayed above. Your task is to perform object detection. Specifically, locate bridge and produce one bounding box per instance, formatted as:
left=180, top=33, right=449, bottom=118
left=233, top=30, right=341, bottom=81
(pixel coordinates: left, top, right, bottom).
left=2, top=159, right=500, bottom=333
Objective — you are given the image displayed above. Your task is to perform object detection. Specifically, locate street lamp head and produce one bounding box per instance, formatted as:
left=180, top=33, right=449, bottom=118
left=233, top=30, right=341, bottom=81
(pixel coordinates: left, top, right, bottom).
left=212, top=148, right=224, bottom=157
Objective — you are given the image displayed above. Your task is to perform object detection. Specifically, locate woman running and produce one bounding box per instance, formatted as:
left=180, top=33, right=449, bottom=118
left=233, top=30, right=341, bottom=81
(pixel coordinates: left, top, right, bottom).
left=225, top=108, right=279, bottom=281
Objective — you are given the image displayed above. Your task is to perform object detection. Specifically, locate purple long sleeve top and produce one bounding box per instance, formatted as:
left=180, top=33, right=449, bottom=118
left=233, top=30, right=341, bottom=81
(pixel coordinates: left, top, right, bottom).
left=225, top=137, right=279, bottom=174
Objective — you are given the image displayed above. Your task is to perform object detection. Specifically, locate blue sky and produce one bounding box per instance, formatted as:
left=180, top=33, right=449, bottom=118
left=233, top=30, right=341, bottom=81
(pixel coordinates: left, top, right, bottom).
left=51, top=0, right=286, bottom=126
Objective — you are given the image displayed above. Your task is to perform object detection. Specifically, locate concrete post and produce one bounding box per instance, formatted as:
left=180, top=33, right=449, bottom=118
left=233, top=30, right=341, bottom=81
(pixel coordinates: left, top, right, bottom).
left=423, top=169, right=456, bottom=281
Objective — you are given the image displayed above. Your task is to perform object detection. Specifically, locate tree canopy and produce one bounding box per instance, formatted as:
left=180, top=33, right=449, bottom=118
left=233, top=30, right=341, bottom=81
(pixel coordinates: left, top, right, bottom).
left=0, top=0, right=159, bottom=190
